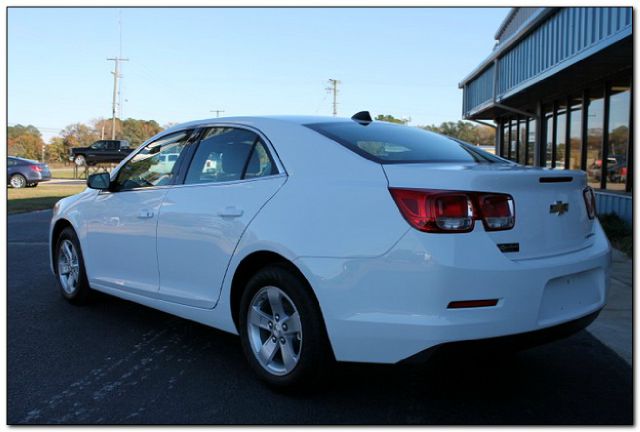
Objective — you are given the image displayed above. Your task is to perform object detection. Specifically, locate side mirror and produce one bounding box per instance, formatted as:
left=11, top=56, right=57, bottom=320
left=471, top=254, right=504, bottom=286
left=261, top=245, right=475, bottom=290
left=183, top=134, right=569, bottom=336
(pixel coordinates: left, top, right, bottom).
left=87, top=172, right=111, bottom=191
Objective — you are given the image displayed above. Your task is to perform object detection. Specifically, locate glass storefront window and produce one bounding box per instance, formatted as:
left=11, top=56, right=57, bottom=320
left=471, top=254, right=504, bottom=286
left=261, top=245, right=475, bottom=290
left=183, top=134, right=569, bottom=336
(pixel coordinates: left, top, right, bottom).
left=568, top=98, right=582, bottom=170
left=501, top=120, right=509, bottom=158
left=527, top=118, right=536, bottom=165
left=519, top=118, right=527, bottom=164
left=510, top=119, right=518, bottom=162
left=544, top=109, right=553, bottom=168
left=606, top=84, right=630, bottom=191
left=556, top=103, right=567, bottom=169
left=586, top=90, right=604, bottom=188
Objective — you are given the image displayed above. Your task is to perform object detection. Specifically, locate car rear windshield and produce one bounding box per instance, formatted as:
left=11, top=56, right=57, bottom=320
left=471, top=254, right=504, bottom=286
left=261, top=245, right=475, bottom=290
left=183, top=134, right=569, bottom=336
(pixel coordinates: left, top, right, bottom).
left=305, top=121, right=505, bottom=164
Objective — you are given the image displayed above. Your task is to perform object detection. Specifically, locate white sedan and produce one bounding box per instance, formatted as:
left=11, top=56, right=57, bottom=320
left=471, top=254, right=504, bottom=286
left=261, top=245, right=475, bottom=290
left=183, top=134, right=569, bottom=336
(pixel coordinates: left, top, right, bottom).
left=49, top=112, right=611, bottom=388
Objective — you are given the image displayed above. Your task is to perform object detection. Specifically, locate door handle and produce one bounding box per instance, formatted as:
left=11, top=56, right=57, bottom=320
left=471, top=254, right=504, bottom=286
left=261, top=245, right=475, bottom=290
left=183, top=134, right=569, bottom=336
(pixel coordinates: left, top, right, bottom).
left=218, top=206, right=244, bottom=218
left=137, top=209, right=154, bottom=219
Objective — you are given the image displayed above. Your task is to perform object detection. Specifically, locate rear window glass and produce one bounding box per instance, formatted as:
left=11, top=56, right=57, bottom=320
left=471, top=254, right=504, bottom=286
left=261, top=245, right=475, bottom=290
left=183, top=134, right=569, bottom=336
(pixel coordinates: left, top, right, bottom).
left=305, top=121, right=504, bottom=164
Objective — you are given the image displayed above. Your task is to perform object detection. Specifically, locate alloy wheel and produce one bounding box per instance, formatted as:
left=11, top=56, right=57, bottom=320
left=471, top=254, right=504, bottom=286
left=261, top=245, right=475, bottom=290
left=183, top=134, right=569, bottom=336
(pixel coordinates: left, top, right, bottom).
left=58, top=239, right=80, bottom=295
left=10, top=175, right=26, bottom=188
left=247, top=286, right=303, bottom=376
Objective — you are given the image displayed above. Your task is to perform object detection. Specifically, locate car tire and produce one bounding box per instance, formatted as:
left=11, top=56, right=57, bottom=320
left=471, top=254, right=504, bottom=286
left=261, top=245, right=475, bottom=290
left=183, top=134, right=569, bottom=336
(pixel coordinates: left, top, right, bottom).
left=55, top=227, right=92, bottom=305
left=74, top=155, right=86, bottom=166
left=239, top=265, right=333, bottom=390
left=10, top=174, right=27, bottom=189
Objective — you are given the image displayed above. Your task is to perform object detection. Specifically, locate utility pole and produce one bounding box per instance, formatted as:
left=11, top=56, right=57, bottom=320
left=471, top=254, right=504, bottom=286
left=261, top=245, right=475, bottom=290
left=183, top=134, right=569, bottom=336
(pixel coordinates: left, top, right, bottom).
left=326, top=79, right=340, bottom=116
left=117, top=10, right=125, bottom=122
left=210, top=109, right=225, bottom=118
left=107, top=57, right=128, bottom=139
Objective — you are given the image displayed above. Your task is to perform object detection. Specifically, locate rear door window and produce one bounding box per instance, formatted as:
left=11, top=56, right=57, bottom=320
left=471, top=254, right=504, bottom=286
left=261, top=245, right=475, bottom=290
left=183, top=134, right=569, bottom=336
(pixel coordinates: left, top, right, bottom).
left=305, top=121, right=504, bottom=164
left=185, top=128, right=277, bottom=185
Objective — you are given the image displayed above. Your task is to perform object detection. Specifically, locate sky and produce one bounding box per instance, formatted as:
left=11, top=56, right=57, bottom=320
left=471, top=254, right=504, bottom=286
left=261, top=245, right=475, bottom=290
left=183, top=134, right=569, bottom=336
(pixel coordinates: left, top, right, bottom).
left=8, top=7, right=509, bottom=142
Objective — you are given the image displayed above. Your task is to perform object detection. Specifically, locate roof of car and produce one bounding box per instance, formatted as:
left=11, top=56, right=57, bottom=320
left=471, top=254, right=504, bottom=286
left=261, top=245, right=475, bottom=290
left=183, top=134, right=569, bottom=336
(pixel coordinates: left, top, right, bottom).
left=9, top=156, right=39, bottom=164
left=162, top=115, right=354, bottom=134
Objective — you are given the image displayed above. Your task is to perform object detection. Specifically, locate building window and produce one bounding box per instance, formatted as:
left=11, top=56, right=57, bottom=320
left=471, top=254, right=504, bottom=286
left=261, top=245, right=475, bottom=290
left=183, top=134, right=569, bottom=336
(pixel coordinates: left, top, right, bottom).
left=518, top=118, right=527, bottom=164
left=544, top=106, right=554, bottom=167
left=511, top=119, right=517, bottom=162
left=527, top=118, right=536, bottom=165
left=501, top=120, right=509, bottom=158
left=586, top=89, right=605, bottom=189
left=556, top=102, right=567, bottom=169
left=568, top=97, right=582, bottom=170
left=606, top=83, right=630, bottom=191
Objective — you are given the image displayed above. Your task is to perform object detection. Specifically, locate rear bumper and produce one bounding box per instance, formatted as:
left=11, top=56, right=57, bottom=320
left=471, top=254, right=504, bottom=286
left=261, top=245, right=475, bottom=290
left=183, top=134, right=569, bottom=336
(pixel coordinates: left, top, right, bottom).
left=296, top=221, right=611, bottom=364
left=401, top=308, right=601, bottom=364
left=25, top=171, right=51, bottom=182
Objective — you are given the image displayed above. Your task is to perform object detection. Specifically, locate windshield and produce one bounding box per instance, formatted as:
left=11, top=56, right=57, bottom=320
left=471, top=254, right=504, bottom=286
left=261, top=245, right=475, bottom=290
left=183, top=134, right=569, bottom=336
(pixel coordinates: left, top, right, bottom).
left=305, top=121, right=505, bottom=164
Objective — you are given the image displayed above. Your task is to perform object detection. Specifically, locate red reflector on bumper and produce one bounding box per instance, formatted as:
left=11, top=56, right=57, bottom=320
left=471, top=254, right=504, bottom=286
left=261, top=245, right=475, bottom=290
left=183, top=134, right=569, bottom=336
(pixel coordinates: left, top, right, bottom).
left=447, top=299, right=498, bottom=309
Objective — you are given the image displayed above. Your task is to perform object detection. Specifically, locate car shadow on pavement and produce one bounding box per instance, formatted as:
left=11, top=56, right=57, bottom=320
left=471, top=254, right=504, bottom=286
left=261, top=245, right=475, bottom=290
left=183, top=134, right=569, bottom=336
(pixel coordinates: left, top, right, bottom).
left=94, top=292, right=634, bottom=425
left=9, top=286, right=632, bottom=425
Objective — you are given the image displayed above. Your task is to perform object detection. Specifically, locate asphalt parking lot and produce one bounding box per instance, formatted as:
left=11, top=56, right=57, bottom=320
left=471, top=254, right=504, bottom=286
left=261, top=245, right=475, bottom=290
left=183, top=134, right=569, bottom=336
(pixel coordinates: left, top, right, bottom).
left=8, top=210, right=633, bottom=424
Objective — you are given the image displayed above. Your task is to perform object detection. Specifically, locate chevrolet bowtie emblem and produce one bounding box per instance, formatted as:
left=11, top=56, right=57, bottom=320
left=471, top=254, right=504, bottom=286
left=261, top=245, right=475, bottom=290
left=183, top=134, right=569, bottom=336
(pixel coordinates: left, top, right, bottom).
left=550, top=201, right=569, bottom=215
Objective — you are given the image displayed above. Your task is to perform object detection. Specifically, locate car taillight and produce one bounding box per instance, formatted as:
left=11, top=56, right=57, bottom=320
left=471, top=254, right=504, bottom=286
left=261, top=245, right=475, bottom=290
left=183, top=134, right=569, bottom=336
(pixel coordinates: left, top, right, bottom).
left=583, top=187, right=596, bottom=219
left=30, top=165, right=42, bottom=172
left=389, top=188, right=515, bottom=233
left=477, top=194, right=515, bottom=231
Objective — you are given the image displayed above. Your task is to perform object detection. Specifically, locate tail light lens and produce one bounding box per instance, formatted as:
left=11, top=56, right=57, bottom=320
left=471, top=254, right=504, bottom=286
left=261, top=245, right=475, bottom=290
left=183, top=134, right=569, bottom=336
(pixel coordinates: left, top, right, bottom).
left=30, top=165, right=42, bottom=172
left=477, top=194, right=515, bottom=231
left=433, top=194, right=474, bottom=231
left=583, top=187, right=596, bottom=219
left=389, top=188, right=515, bottom=233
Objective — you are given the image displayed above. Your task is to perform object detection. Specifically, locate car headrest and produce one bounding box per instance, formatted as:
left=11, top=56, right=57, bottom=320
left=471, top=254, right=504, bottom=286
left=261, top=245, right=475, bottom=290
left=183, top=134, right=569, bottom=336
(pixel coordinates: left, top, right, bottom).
left=220, top=143, right=250, bottom=175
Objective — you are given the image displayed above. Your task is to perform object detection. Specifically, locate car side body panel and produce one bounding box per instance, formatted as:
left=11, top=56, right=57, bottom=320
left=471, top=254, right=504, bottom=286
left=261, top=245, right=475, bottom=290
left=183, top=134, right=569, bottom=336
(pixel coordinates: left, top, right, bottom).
left=156, top=175, right=287, bottom=309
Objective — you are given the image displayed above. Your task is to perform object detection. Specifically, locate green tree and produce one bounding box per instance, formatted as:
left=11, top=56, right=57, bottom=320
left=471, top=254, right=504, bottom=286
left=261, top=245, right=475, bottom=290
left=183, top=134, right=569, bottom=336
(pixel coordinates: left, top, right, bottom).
left=9, top=134, right=44, bottom=161
left=93, top=118, right=163, bottom=148
left=8, top=124, right=44, bottom=160
left=609, top=125, right=629, bottom=157
left=422, top=121, right=495, bottom=146
left=121, top=118, right=163, bottom=147
left=61, top=123, right=99, bottom=149
left=46, top=136, right=70, bottom=163
left=8, top=124, right=42, bottom=140
left=375, top=114, right=410, bottom=124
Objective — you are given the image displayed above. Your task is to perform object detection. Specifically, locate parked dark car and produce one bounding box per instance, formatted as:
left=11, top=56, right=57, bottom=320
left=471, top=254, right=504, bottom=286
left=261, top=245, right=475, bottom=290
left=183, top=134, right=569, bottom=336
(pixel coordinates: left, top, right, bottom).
left=70, top=139, right=133, bottom=166
left=8, top=156, right=52, bottom=188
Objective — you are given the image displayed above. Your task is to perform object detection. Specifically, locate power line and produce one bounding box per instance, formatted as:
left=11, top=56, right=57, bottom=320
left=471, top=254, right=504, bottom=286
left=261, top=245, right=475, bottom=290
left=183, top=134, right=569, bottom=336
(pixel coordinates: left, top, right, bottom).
left=209, top=109, right=225, bottom=118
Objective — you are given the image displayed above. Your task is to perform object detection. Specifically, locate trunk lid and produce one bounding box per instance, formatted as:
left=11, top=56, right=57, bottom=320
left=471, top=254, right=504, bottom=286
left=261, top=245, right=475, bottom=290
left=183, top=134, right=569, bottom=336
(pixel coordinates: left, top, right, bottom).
left=383, top=163, right=595, bottom=260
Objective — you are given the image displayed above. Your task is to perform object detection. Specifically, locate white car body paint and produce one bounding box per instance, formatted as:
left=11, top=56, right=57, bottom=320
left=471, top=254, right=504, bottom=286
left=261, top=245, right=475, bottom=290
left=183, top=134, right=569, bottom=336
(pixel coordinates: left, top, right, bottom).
left=50, top=116, right=611, bottom=364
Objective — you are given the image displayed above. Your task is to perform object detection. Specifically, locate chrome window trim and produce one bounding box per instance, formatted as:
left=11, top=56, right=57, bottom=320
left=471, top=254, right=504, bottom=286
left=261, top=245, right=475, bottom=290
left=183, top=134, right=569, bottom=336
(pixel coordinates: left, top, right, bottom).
left=98, top=172, right=286, bottom=195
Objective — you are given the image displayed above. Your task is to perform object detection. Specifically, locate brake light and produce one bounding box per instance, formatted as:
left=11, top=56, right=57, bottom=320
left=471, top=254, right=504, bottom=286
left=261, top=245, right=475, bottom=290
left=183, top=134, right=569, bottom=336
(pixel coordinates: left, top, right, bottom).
left=389, top=188, right=515, bottom=233
left=30, top=165, right=42, bottom=172
left=477, top=194, right=515, bottom=231
left=583, top=187, right=596, bottom=219
left=389, top=189, right=474, bottom=232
